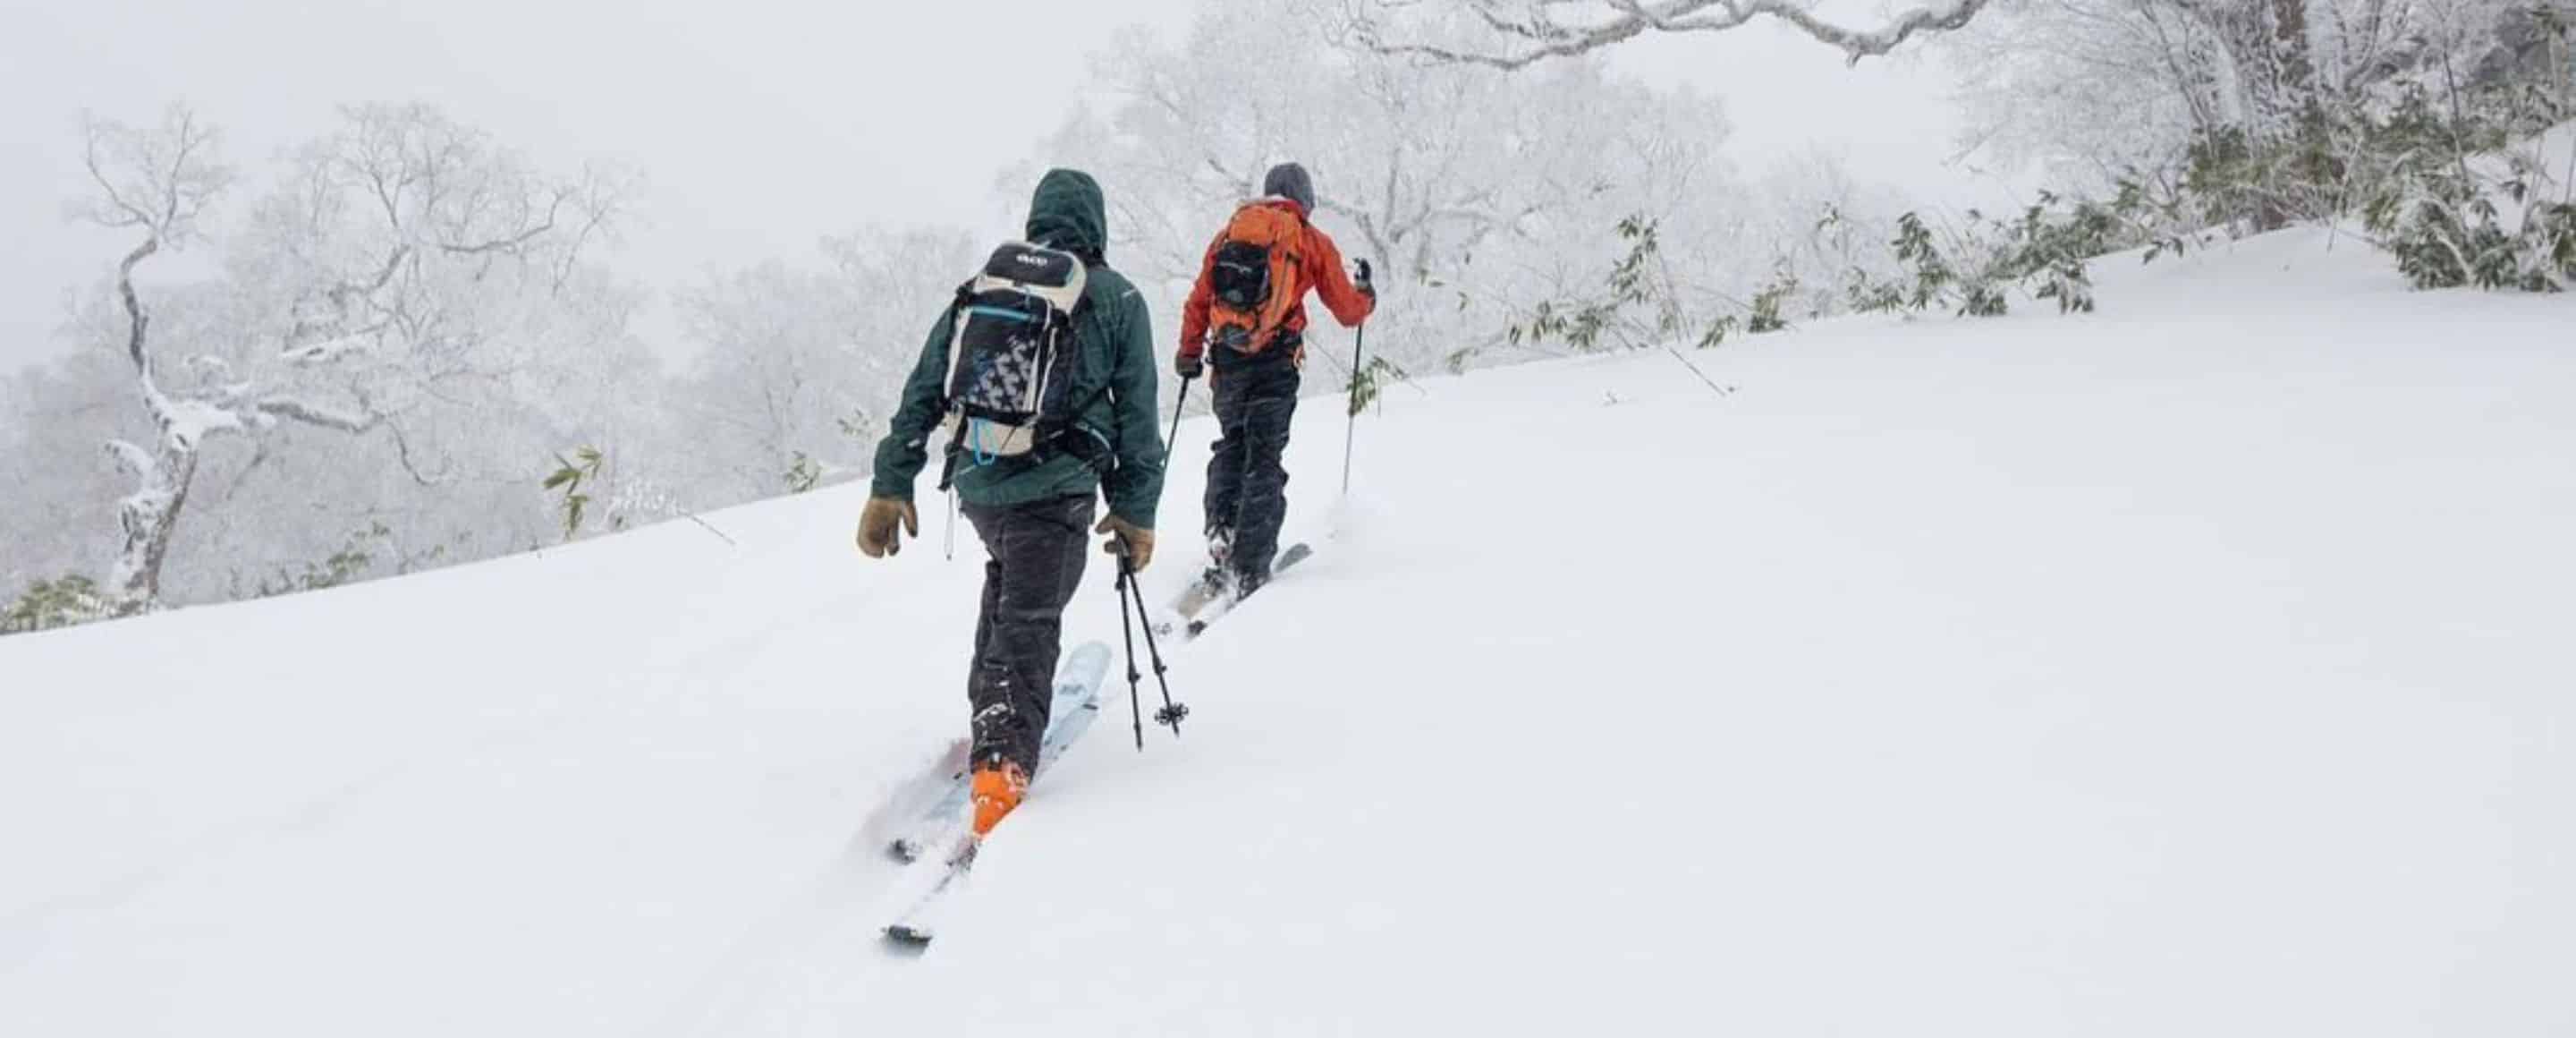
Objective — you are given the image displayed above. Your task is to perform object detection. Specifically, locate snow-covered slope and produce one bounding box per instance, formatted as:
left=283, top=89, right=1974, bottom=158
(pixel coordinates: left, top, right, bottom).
left=4, top=229, right=2572, bottom=1035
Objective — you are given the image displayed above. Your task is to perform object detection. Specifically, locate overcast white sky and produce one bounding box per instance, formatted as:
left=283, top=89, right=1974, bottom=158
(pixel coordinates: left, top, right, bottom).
left=0, top=0, right=1989, bottom=375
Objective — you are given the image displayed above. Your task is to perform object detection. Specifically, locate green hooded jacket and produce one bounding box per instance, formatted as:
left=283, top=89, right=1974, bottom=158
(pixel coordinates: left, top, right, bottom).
left=869, top=169, right=1166, bottom=528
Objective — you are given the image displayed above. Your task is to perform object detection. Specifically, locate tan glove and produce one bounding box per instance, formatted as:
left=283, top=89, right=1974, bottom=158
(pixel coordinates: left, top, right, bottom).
left=855, top=497, right=919, bottom=558
left=1095, top=515, right=1155, bottom=573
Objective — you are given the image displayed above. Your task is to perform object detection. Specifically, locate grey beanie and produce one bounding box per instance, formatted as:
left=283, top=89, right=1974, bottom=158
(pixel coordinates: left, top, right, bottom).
left=1262, top=162, right=1317, bottom=211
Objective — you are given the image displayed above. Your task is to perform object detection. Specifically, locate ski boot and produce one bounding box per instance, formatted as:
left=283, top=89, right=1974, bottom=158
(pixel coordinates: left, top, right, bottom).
left=970, top=760, right=1030, bottom=838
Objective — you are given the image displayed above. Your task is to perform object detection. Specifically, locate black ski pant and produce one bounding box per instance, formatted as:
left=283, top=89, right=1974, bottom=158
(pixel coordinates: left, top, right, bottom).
left=1204, top=345, right=1302, bottom=591
left=962, top=493, right=1095, bottom=774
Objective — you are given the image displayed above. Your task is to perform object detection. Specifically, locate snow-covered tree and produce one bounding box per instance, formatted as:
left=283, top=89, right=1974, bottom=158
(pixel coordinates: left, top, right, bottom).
left=1951, top=0, right=2572, bottom=227
left=195, top=104, right=656, bottom=575
left=38, top=103, right=645, bottom=617
left=1033, top=0, right=1748, bottom=379
left=222, top=102, right=635, bottom=473
left=73, top=106, right=364, bottom=612
left=675, top=227, right=979, bottom=503
left=1938, top=0, right=2573, bottom=292
left=8, top=99, right=1004, bottom=631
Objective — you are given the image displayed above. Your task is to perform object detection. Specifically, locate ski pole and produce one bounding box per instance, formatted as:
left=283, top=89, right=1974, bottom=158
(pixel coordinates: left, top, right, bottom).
left=1343, top=260, right=1373, bottom=498
left=1123, top=554, right=1185, bottom=737
left=1113, top=551, right=1147, bottom=751
left=1110, top=550, right=1185, bottom=746
left=1167, top=375, right=1193, bottom=456
left=1341, top=320, right=1367, bottom=498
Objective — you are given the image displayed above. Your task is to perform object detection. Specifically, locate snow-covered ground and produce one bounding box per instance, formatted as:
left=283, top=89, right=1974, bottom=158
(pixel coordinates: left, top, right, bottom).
left=4, top=228, right=2571, bottom=1034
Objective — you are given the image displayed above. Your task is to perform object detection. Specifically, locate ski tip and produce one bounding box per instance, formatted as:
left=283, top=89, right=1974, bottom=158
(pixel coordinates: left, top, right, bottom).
left=883, top=924, right=934, bottom=954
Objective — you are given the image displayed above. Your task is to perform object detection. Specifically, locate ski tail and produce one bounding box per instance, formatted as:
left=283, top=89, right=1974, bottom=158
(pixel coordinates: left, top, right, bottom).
left=1182, top=542, right=1312, bottom=640
left=878, top=643, right=1114, bottom=949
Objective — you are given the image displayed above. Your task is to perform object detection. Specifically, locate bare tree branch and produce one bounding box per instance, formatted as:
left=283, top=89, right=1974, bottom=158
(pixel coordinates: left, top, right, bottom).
left=437, top=202, right=559, bottom=256
left=76, top=106, right=230, bottom=239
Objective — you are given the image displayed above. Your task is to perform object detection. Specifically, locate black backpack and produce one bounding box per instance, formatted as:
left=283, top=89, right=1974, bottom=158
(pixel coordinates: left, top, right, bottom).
left=936, top=242, right=1090, bottom=485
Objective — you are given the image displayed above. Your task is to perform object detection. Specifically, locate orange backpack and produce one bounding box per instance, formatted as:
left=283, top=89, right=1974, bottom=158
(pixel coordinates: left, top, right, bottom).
left=1205, top=202, right=1306, bottom=355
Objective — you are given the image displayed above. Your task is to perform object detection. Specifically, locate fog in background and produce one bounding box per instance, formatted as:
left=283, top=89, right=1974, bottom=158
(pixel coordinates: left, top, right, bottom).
left=0, top=0, right=1982, bottom=374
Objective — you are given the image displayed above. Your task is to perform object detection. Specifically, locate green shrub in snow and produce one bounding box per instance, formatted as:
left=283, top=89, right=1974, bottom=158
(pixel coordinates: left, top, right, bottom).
left=4, top=574, right=110, bottom=636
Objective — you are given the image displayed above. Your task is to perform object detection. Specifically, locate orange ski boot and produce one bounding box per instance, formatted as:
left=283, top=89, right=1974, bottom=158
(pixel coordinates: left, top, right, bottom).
left=970, top=760, right=1030, bottom=838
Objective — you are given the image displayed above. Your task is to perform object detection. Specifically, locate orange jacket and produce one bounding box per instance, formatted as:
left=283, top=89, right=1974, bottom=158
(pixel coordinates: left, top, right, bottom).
left=1177, top=199, right=1375, bottom=362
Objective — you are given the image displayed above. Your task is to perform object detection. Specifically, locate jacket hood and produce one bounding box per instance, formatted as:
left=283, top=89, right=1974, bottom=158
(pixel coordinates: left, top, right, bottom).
left=1250, top=197, right=1311, bottom=221
left=1025, top=168, right=1108, bottom=263
left=1261, top=163, right=1316, bottom=212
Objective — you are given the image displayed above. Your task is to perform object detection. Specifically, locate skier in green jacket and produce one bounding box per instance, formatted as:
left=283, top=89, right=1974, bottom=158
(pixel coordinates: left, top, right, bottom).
left=855, top=168, right=1166, bottom=836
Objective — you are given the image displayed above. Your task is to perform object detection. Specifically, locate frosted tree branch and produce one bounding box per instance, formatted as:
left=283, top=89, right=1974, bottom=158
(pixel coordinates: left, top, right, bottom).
left=254, top=397, right=381, bottom=433
left=104, top=439, right=155, bottom=480
left=1349, top=0, right=1996, bottom=67
left=28, top=100, right=647, bottom=617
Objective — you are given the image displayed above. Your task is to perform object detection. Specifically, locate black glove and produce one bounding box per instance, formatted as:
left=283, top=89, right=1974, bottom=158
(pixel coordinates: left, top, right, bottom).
left=1355, top=259, right=1377, bottom=302
left=1175, top=352, right=1204, bottom=379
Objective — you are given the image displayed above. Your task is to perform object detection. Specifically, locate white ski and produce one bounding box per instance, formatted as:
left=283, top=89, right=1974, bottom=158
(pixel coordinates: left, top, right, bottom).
left=881, top=655, right=1110, bottom=949
left=886, top=642, right=1111, bottom=863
